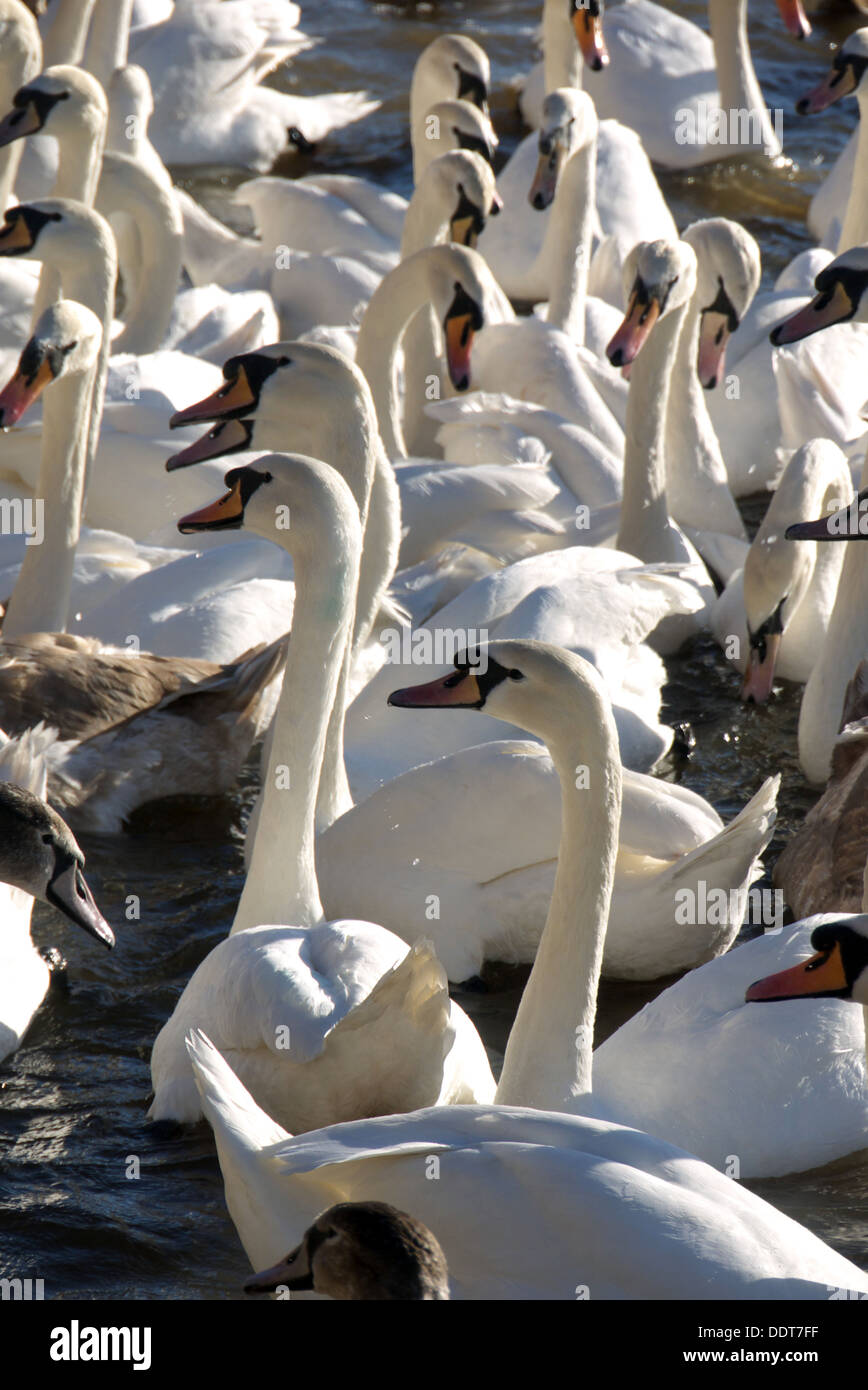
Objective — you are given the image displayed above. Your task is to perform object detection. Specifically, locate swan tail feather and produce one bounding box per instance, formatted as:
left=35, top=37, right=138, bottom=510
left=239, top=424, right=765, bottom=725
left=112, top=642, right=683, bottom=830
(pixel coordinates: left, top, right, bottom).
left=185, top=1028, right=290, bottom=1150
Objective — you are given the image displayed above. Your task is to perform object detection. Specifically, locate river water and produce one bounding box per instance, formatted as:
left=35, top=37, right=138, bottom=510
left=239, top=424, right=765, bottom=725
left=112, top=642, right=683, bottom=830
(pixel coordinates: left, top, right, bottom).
left=1, top=0, right=867, bottom=1299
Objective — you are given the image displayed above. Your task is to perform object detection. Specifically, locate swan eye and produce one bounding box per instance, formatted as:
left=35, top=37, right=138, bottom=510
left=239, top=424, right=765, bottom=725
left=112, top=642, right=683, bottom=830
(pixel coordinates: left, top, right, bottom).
left=507, top=669, right=524, bottom=682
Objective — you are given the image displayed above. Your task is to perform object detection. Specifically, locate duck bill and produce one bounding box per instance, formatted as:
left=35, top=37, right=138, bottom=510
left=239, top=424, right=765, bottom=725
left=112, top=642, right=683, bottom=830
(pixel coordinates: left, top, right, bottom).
left=775, top=0, right=810, bottom=40
left=389, top=669, right=482, bottom=709
left=444, top=312, right=476, bottom=391
left=746, top=943, right=847, bottom=1003
left=46, top=863, right=115, bottom=950
left=740, top=634, right=781, bottom=704
left=0, top=357, right=53, bottom=427
left=0, top=104, right=42, bottom=150
left=606, top=292, right=661, bottom=368
left=797, top=65, right=855, bottom=116
left=770, top=281, right=856, bottom=346
left=573, top=5, right=609, bottom=73
left=528, top=148, right=563, bottom=211
left=697, top=311, right=731, bottom=390
left=169, top=368, right=258, bottom=429
left=166, top=418, right=252, bottom=471
left=177, top=479, right=245, bottom=534
left=244, top=1244, right=313, bottom=1294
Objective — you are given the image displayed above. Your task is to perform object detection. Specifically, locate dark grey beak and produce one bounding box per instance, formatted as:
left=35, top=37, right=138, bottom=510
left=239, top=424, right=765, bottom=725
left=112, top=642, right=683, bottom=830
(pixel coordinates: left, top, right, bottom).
left=244, top=1242, right=313, bottom=1294
left=46, top=861, right=115, bottom=949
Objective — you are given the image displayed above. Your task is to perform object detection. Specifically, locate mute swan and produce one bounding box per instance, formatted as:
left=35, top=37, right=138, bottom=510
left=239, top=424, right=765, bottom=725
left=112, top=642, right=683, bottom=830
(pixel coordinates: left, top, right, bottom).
left=244, top=1201, right=450, bottom=1301
left=606, top=238, right=715, bottom=651
left=711, top=438, right=851, bottom=701
left=409, top=34, right=490, bottom=181
left=182, top=645, right=868, bottom=1295
left=587, top=0, right=809, bottom=168
left=385, top=640, right=863, bottom=1180
left=0, top=727, right=114, bottom=1063
left=127, top=0, right=378, bottom=169
left=0, top=0, right=42, bottom=212
left=149, top=454, right=495, bottom=1128
left=746, top=917, right=868, bottom=1048
left=796, top=27, right=868, bottom=254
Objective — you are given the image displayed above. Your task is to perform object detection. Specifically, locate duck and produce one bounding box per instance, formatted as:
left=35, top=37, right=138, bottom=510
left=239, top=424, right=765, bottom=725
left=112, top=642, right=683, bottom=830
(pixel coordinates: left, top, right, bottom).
left=181, top=641, right=868, bottom=1296
left=244, top=1201, right=450, bottom=1301
left=0, top=724, right=115, bottom=1063
left=148, top=453, right=495, bottom=1129
left=711, top=438, right=852, bottom=701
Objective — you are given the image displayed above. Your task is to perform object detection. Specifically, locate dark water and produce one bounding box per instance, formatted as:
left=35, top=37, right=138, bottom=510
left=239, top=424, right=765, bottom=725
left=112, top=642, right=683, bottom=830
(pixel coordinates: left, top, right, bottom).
left=2, top=0, right=868, bottom=1299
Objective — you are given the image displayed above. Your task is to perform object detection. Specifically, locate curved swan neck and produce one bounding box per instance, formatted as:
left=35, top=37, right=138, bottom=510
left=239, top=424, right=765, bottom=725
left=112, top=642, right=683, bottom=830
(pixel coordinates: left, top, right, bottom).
left=82, top=0, right=133, bottom=88
left=543, top=0, right=582, bottom=93
left=231, top=462, right=362, bottom=934
left=356, top=256, right=434, bottom=459
left=617, top=299, right=688, bottom=563
left=42, top=0, right=96, bottom=68
left=3, top=368, right=93, bottom=638
left=97, top=153, right=182, bottom=354
left=495, top=672, right=622, bottom=1109
left=708, top=0, right=779, bottom=155
left=541, top=135, right=596, bottom=342
left=839, top=87, right=868, bottom=253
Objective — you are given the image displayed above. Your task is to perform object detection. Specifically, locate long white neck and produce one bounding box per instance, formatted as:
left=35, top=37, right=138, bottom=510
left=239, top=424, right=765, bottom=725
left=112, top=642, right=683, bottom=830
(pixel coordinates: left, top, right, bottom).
left=52, top=114, right=105, bottom=207
left=231, top=463, right=362, bottom=934
left=708, top=0, right=779, bottom=155
left=97, top=152, right=181, bottom=354
left=495, top=672, right=622, bottom=1109
left=82, top=0, right=133, bottom=87
left=839, top=87, right=868, bottom=253
left=540, top=135, right=596, bottom=343
left=666, top=288, right=744, bottom=538
left=3, top=366, right=93, bottom=637
left=356, top=254, right=435, bottom=459
left=617, top=299, right=689, bottom=564
left=41, top=0, right=96, bottom=67
left=543, top=0, right=582, bottom=93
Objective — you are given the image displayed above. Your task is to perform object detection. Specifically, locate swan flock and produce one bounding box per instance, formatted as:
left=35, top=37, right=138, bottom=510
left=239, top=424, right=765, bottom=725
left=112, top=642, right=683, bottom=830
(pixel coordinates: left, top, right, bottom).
left=1, top=0, right=868, bottom=1311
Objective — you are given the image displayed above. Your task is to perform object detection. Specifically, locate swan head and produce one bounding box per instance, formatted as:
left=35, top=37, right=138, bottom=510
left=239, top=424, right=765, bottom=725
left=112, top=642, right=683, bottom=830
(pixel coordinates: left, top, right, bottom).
left=416, top=100, right=498, bottom=174
left=529, top=88, right=596, bottom=212
left=746, top=918, right=868, bottom=1007
left=0, top=64, right=107, bottom=150
left=420, top=150, right=500, bottom=247
left=177, top=453, right=363, bottom=574
left=770, top=245, right=868, bottom=346
left=0, top=782, right=114, bottom=949
left=796, top=27, right=868, bottom=115
left=0, top=297, right=101, bottom=427
left=244, top=1202, right=450, bottom=1301
left=776, top=0, right=811, bottom=41
left=388, top=638, right=614, bottom=750
left=683, top=219, right=761, bottom=390
left=606, top=239, right=697, bottom=368
left=0, top=197, right=114, bottom=276
left=412, top=34, right=490, bottom=118
left=167, top=342, right=376, bottom=469
left=569, top=1, right=609, bottom=74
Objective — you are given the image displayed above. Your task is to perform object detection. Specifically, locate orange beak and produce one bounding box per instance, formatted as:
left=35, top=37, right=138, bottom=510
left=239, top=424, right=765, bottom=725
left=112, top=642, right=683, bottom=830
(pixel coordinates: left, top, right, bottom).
left=607, top=290, right=661, bottom=368
left=573, top=4, right=609, bottom=73
left=746, top=942, right=848, bottom=1003
left=444, top=312, right=476, bottom=391
left=0, top=357, right=54, bottom=427
left=169, top=367, right=258, bottom=429
left=797, top=62, right=856, bottom=116
left=697, top=310, right=732, bottom=390
left=770, top=280, right=856, bottom=346
left=389, top=668, right=483, bottom=709
left=775, top=0, right=810, bottom=40
left=166, top=418, right=252, bottom=471
left=177, top=478, right=245, bottom=534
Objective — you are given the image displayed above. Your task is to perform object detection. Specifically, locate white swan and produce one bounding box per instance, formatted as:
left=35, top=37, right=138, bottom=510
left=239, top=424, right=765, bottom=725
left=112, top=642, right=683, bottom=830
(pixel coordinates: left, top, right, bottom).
left=182, top=642, right=868, bottom=1296
left=588, top=0, right=809, bottom=168
left=0, top=726, right=114, bottom=1063
left=796, top=27, right=868, bottom=254
left=711, top=438, right=851, bottom=701
left=149, top=453, right=495, bottom=1128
